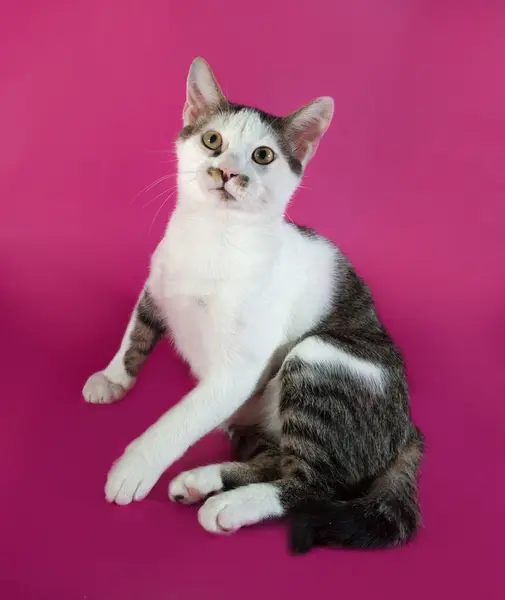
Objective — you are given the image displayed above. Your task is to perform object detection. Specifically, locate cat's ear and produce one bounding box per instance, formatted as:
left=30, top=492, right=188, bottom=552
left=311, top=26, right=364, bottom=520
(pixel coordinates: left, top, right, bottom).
left=183, top=57, right=225, bottom=125
left=283, top=97, right=334, bottom=164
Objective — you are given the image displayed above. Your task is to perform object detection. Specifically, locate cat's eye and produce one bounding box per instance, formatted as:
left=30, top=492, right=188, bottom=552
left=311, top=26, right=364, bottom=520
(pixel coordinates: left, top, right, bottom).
left=252, top=146, right=275, bottom=165
left=202, top=130, right=223, bottom=150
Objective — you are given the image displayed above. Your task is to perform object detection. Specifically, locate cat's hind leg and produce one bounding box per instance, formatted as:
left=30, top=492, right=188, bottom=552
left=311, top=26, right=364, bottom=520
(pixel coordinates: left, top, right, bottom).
left=168, top=425, right=280, bottom=504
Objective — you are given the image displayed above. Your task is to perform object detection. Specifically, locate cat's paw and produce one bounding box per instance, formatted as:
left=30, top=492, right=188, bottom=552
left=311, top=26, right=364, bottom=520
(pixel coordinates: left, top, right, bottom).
left=83, top=372, right=126, bottom=404
left=169, top=465, right=224, bottom=504
left=105, top=442, right=163, bottom=505
left=198, top=485, right=283, bottom=534
left=197, top=490, right=247, bottom=534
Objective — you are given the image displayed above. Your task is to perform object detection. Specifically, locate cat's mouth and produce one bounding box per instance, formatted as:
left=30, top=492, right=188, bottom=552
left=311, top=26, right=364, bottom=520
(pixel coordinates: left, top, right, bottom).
left=213, top=186, right=235, bottom=202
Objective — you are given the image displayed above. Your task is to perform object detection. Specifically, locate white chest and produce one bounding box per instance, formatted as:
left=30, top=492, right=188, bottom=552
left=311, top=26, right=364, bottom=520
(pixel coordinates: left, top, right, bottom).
left=148, top=254, right=218, bottom=378
left=145, top=211, right=338, bottom=381
left=147, top=221, right=276, bottom=379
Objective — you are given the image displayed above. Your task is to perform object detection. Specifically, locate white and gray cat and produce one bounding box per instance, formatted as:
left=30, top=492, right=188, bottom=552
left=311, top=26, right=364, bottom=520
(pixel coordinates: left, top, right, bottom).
left=83, top=57, right=423, bottom=553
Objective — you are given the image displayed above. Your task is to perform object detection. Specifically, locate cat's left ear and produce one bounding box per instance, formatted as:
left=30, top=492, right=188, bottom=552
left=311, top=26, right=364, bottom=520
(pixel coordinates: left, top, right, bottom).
left=283, top=97, right=334, bottom=165
left=183, top=57, right=225, bottom=125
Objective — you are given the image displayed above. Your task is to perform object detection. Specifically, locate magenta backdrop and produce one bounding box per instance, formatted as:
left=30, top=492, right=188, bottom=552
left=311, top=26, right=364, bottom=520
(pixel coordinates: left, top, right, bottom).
left=1, top=1, right=504, bottom=599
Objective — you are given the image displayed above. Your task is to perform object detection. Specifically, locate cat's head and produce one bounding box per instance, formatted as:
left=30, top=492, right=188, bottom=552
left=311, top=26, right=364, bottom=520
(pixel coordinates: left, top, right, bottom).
left=175, top=58, right=333, bottom=217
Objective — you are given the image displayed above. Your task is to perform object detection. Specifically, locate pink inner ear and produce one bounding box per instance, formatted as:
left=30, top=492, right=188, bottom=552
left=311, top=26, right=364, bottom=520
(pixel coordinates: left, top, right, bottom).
left=301, top=117, right=324, bottom=144
left=188, top=85, right=205, bottom=108
left=292, top=118, right=324, bottom=161
left=183, top=101, right=198, bottom=123
left=185, top=85, right=207, bottom=123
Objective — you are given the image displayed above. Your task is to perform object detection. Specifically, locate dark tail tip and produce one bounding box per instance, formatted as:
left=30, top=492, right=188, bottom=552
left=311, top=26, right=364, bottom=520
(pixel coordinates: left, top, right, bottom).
left=288, top=512, right=316, bottom=555
left=287, top=492, right=420, bottom=553
left=288, top=498, right=333, bottom=554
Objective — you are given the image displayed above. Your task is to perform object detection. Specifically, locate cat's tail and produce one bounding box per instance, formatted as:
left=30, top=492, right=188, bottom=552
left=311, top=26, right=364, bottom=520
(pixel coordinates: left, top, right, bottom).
left=287, top=433, right=423, bottom=554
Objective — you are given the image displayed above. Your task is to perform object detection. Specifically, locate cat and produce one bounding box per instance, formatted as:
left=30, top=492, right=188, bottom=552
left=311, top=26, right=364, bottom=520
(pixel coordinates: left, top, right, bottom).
left=83, top=57, right=423, bottom=553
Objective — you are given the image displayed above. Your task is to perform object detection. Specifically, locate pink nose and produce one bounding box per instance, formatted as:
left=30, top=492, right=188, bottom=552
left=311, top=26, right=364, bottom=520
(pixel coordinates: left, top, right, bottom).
left=220, top=167, right=239, bottom=181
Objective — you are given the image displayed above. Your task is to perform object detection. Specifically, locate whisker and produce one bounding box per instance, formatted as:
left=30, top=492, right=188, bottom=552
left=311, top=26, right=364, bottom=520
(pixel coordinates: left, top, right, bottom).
left=129, top=174, right=173, bottom=204
left=141, top=185, right=178, bottom=211
left=148, top=189, right=179, bottom=233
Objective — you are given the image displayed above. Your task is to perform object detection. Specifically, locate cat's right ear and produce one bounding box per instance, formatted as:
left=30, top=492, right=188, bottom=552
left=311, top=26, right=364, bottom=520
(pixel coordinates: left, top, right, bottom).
left=183, top=58, right=225, bottom=125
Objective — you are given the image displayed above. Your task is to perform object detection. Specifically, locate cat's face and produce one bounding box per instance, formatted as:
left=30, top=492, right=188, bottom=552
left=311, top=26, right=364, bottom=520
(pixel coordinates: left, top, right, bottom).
left=176, top=107, right=302, bottom=216
left=175, top=58, right=334, bottom=218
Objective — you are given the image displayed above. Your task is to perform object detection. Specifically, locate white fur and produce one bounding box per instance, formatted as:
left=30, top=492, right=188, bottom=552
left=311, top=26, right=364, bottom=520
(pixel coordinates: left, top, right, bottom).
left=289, top=337, right=384, bottom=388
left=168, top=464, right=226, bottom=503
left=198, top=484, right=284, bottom=533
left=105, top=437, right=165, bottom=504
left=101, top=217, right=339, bottom=506
left=86, top=58, right=336, bottom=506
left=83, top=372, right=125, bottom=404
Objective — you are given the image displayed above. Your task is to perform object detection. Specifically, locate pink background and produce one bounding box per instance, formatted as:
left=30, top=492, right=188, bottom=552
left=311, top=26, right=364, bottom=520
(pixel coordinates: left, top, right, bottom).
left=1, top=1, right=504, bottom=599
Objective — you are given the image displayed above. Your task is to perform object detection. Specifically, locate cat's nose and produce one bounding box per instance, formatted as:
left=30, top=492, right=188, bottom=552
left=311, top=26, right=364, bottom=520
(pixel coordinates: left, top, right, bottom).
left=219, top=167, right=239, bottom=182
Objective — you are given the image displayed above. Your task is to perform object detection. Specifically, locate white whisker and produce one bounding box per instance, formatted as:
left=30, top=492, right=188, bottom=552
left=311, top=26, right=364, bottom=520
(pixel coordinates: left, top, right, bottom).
left=129, top=174, right=173, bottom=204
left=148, top=189, right=178, bottom=233
left=141, top=185, right=178, bottom=211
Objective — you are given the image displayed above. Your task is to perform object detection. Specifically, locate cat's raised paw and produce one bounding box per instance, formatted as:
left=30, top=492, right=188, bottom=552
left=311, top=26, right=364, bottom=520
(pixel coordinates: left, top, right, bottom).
left=169, top=465, right=224, bottom=504
left=83, top=372, right=126, bottom=404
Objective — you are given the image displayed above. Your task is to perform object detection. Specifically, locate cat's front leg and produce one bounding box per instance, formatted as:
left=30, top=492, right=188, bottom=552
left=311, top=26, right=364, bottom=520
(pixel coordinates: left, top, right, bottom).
left=82, top=288, right=166, bottom=404
left=105, top=358, right=270, bottom=505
